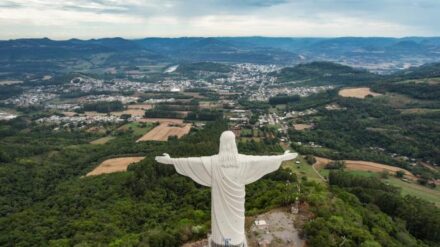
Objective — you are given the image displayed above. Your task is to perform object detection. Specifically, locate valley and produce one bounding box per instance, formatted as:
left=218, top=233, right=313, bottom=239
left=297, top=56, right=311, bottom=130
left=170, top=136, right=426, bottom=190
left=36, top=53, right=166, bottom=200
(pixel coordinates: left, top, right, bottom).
left=1, top=53, right=440, bottom=247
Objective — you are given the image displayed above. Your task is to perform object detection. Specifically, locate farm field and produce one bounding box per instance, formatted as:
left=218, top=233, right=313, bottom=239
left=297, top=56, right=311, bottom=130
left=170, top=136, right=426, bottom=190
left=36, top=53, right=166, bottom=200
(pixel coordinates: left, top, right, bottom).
left=199, top=101, right=222, bottom=109
left=336, top=170, right=440, bottom=206
left=313, top=157, right=440, bottom=206
left=90, top=136, right=115, bottom=144
left=118, top=122, right=155, bottom=137
left=344, top=160, right=416, bottom=180
left=81, top=110, right=145, bottom=117
left=111, top=109, right=145, bottom=117
left=384, top=177, right=440, bottom=206
left=283, top=156, right=325, bottom=183
left=137, top=118, right=184, bottom=124
left=182, top=92, right=205, bottom=99
left=399, top=77, right=440, bottom=85
left=63, top=111, right=77, bottom=117
left=313, top=156, right=415, bottom=180
left=293, top=124, right=313, bottom=131
left=86, top=156, right=145, bottom=176
left=339, top=87, right=381, bottom=99
left=127, top=104, right=153, bottom=110
left=136, top=122, right=191, bottom=142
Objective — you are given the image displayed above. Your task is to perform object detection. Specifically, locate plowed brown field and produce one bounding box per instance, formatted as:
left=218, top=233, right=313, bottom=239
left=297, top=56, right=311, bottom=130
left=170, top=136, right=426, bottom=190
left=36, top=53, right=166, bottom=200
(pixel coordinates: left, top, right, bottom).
left=136, top=122, right=191, bottom=142
left=339, top=87, right=381, bottom=99
left=86, top=157, right=144, bottom=176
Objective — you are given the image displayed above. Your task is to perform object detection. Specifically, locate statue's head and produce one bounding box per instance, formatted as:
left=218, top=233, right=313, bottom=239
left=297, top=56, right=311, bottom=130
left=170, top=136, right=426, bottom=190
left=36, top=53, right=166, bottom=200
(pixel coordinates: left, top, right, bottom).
left=219, top=130, right=238, bottom=156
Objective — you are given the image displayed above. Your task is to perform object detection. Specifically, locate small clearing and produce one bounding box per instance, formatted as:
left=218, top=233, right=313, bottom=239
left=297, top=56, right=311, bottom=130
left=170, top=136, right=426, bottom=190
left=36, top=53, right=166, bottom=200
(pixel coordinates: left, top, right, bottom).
left=86, top=157, right=144, bottom=176
left=183, top=209, right=306, bottom=247
left=339, top=87, right=381, bottom=99
left=137, top=122, right=191, bottom=142
left=248, top=209, right=305, bottom=247
left=293, top=124, right=313, bottom=131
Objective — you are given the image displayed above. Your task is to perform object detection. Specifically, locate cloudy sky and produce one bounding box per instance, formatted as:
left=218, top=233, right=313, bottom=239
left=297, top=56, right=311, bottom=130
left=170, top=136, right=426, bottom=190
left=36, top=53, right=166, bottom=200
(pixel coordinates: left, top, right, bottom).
left=0, top=0, right=439, bottom=39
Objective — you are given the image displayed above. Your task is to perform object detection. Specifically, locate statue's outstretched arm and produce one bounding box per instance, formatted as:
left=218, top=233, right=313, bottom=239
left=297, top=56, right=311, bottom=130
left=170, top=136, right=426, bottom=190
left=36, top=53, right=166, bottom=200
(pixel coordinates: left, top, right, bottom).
left=155, top=153, right=173, bottom=165
left=155, top=153, right=212, bottom=187
left=241, top=151, right=298, bottom=184
left=281, top=150, right=298, bottom=161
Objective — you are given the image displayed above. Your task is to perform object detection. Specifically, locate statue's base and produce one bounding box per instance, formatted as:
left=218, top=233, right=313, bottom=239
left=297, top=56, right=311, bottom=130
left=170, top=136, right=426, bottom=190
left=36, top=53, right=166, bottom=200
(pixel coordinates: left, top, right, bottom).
left=207, top=236, right=247, bottom=247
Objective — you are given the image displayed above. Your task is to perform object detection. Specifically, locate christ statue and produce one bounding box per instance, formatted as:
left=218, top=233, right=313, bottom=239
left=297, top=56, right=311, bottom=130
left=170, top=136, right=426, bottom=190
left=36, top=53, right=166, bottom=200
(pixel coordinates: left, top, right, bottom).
left=155, top=131, right=297, bottom=247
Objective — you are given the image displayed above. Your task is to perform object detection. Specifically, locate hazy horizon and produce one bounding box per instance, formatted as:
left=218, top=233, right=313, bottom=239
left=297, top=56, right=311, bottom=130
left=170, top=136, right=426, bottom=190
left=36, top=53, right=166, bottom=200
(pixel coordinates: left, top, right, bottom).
left=3, top=35, right=440, bottom=41
left=1, top=0, right=440, bottom=39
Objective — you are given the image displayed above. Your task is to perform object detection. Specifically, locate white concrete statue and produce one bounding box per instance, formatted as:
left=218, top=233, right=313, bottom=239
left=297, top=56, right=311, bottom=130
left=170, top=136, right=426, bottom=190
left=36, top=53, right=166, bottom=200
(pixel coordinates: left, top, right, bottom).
left=155, top=131, right=297, bottom=247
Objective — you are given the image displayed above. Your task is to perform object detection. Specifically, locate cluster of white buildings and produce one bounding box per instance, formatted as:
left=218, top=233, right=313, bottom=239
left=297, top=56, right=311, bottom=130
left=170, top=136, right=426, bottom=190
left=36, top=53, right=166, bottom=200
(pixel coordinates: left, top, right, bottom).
left=144, top=98, right=176, bottom=104
left=0, top=112, right=17, bottom=121
left=228, top=109, right=250, bottom=123
left=69, top=74, right=203, bottom=94
left=258, top=113, right=281, bottom=126
left=1, top=92, right=57, bottom=107
left=80, top=95, right=139, bottom=104
left=36, top=114, right=125, bottom=126
left=45, top=104, right=80, bottom=111
left=249, top=85, right=334, bottom=102
left=284, top=109, right=318, bottom=118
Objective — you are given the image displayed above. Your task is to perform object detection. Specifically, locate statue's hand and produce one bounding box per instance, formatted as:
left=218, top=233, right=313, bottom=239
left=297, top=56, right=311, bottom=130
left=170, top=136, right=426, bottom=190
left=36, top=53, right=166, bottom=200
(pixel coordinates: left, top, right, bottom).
left=155, top=153, right=173, bottom=165
left=283, top=150, right=298, bottom=161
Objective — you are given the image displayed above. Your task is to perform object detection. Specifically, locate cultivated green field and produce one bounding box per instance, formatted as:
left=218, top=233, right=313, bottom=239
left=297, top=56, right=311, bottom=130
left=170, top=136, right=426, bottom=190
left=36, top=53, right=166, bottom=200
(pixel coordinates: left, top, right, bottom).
left=90, top=136, right=115, bottom=145
left=118, top=122, right=155, bottom=137
left=314, top=167, right=440, bottom=206
left=283, top=157, right=325, bottom=183
left=384, top=177, right=440, bottom=207
left=344, top=170, right=440, bottom=206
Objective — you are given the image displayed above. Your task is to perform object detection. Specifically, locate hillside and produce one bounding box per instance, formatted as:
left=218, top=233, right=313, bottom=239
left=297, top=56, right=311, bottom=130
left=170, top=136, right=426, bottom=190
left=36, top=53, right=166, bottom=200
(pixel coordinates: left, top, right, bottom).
left=0, top=59, right=440, bottom=246
left=271, top=61, right=380, bottom=86
left=175, top=62, right=232, bottom=74
left=2, top=37, right=440, bottom=75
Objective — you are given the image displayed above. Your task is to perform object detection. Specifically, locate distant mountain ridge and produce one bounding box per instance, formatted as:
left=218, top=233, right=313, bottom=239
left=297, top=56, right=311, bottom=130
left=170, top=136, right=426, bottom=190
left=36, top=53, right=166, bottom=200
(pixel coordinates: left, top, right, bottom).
left=1, top=37, right=440, bottom=74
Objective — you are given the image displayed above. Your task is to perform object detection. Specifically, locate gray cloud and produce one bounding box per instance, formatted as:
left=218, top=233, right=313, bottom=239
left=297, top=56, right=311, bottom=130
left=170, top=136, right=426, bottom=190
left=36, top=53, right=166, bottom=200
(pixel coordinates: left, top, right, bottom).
left=0, top=1, right=20, bottom=8
left=0, top=0, right=439, bottom=39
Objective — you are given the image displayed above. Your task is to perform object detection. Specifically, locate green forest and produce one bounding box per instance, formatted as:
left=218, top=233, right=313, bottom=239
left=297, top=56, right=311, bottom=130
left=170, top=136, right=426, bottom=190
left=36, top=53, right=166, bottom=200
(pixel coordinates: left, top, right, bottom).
left=1, top=62, right=440, bottom=247
left=288, top=88, right=440, bottom=179
left=0, top=120, right=293, bottom=246
left=1, top=116, right=439, bottom=246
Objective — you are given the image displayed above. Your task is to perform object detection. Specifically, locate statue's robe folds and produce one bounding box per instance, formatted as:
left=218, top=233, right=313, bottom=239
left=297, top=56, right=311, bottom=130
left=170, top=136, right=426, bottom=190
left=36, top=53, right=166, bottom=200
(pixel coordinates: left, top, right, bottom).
left=171, top=154, right=286, bottom=246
